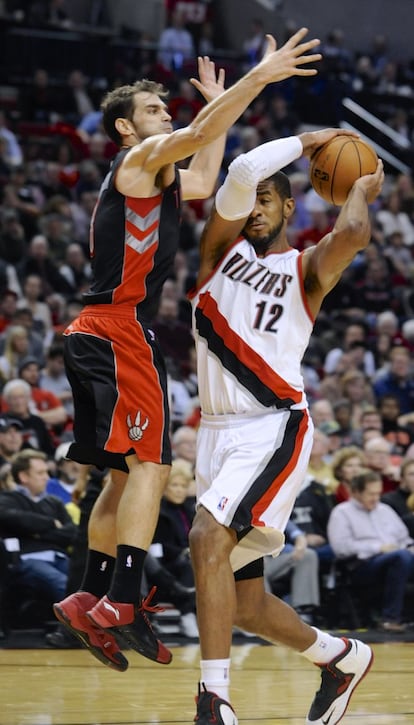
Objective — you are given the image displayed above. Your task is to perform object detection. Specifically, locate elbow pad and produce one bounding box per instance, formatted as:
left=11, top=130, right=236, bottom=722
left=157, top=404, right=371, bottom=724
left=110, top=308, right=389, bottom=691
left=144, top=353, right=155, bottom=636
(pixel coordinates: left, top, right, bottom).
left=215, top=136, right=303, bottom=221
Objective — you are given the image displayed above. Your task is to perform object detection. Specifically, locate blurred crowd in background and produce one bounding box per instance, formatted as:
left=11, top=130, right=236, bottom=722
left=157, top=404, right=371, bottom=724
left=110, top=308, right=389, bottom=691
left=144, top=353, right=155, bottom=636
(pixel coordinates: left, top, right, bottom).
left=0, top=0, right=414, bottom=638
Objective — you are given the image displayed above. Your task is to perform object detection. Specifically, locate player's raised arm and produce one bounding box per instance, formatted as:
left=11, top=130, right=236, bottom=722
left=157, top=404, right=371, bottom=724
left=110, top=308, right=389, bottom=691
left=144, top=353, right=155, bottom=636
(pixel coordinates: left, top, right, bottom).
left=303, top=158, right=384, bottom=314
left=143, top=28, right=322, bottom=173
left=197, top=129, right=350, bottom=285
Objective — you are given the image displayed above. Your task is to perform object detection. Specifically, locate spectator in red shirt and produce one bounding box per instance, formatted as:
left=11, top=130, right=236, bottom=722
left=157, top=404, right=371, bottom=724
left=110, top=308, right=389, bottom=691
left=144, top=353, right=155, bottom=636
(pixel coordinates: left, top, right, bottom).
left=16, top=356, right=68, bottom=434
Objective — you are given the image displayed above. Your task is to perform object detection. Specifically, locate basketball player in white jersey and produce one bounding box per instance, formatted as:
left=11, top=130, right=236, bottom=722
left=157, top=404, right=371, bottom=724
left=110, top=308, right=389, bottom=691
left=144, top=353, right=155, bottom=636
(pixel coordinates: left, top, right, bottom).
left=189, top=129, right=384, bottom=724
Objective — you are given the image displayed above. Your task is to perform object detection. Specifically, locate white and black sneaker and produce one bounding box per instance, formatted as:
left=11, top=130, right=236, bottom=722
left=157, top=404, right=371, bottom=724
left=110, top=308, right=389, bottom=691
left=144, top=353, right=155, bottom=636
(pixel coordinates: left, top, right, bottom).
left=194, top=683, right=238, bottom=724
left=306, top=638, right=373, bottom=724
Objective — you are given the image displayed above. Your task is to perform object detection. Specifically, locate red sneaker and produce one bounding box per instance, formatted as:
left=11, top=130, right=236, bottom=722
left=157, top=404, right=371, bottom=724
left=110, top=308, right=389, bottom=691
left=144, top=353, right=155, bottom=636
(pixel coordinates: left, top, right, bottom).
left=53, top=591, right=129, bottom=672
left=87, top=587, right=173, bottom=665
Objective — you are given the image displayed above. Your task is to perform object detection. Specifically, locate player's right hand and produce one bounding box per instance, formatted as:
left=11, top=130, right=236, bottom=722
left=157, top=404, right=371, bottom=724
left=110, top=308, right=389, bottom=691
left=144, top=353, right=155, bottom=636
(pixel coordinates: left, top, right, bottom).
left=354, top=159, right=384, bottom=204
left=257, top=28, right=322, bottom=82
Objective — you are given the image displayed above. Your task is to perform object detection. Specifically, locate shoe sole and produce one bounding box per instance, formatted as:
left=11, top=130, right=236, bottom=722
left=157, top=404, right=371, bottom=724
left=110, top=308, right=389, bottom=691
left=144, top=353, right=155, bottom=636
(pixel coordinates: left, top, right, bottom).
left=86, top=609, right=173, bottom=665
left=307, top=642, right=373, bottom=725
left=53, top=604, right=129, bottom=672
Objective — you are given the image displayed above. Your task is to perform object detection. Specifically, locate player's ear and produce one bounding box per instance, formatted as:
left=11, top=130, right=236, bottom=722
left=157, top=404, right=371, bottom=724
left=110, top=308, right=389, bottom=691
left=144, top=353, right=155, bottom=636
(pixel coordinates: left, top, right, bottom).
left=283, top=197, right=295, bottom=219
left=115, top=116, right=133, bottom=137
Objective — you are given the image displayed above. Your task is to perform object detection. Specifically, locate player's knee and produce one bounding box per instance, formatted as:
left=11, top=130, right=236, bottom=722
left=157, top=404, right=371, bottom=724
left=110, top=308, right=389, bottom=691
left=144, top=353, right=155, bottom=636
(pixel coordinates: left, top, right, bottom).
left=190, top=508, right=235, bottom=563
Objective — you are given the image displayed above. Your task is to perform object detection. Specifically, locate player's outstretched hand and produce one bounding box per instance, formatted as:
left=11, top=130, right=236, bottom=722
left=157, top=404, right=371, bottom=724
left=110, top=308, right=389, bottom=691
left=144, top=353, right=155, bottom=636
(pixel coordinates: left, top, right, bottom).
left=190, top=56, right=226, bottom=102
left=258, top=27, right=322, bottom=83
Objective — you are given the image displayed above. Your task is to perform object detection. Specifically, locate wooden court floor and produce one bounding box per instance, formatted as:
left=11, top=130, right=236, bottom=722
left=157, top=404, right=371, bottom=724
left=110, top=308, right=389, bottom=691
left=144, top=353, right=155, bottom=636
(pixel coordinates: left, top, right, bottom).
left=1, top=641, right=414, bottom=724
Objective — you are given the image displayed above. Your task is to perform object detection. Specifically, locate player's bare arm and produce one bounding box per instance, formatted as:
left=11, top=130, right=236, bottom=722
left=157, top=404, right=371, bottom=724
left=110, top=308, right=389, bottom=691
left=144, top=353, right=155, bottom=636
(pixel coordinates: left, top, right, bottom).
left=180, top=56, right=227, bottom=200
left=196, top=128, right=357, bottom=285
left=197, top=206, right=247, bottom=286
left=118, top=28, right=322, bottom=200
left=303, top=158, right=384, bottom=317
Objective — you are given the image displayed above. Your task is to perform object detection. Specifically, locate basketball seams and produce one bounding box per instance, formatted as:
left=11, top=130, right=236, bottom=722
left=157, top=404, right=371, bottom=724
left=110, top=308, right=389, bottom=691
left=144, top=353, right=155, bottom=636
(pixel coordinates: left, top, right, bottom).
left=309, top=135, right=377, bottom=207
left=331, top=139, right=355, bottom=205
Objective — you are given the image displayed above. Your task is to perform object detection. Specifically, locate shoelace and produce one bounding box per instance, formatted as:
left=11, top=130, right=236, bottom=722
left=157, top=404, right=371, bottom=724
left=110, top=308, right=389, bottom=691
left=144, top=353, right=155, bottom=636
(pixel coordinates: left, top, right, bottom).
left=138, top=586, right=166, bottom=616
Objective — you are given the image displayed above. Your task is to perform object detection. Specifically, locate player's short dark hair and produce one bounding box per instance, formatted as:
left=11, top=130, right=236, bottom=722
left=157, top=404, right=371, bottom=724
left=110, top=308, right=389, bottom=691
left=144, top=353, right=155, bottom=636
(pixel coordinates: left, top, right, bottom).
left=101, top=79, right=169, bottom=146
left=267, top=171, right=292, bottom=200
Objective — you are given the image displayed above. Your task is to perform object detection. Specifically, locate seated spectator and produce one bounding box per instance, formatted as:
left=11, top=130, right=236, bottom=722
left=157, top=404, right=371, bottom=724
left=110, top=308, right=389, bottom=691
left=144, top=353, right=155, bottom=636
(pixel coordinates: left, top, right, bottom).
left=157, top=8, right=195, bottom=72
left=318, top=420, right=343, bottom=462
left=168, top=79, right=203, bottom=126
left=290, top=475, right=335, bottom=572
left=0, top=324, right=31, bottom=384
left=295, top=190, right=332, bottom=251
left=363, top=435, right=401, bottom=493
left=350, top=404, right=383, bottom=447
left=331, top=445, right=366, bottom=504
left=0, top=110, right=23, bottom=169
left=378, top=393, right=414, bottom=456
left=17, top=273, right=53, bottom=336
left=382, top=458, right=414, bottom=537
left=323, top=321, right=376, bottom=378
left=39, top=343, right=73, bottom=418
left=58, top=242, right=92, bottom=296
left=309, top=398, right=335, bottom=429
left=152, top=458, right=197, bottom=638
left=152, top=290, right=194, bottom=371
left=46, top=443, right=76, bottom=505
left=241, top=17, right=266, bottom=64
left=374, top=310, right=401, bottom=352
left=0, top=307, right=46, bottom=364
left=331, top=398, right=355, bottom=446
left=171, top=425, right=197, bottom=475
left=0, top=462, right=14, bottom=492
left=356, top=256, right=400, bottom=316
left=0, top=415, right=25, bottom=466
left=327, top=470, right=414, bottom=632
left=0, top=449, right=77, bottom=602
left=339, top=369, right=375, bottom=430
left=264, top=519, right=320, bottom=624
left=0, top=209, right=27, bottom=268
left=17, top=234, right=73, bottom=298
left=59, top=70, right=95, bottom=126
left=46, top=441, right=80, bottom=523
left=376, top=189, right=414, bottom=247
left=306, top=429, right=337, bottom=492
left=1, top=379, right=55, bottom=456
left=19, top=68, right=61, bottom=124
left=16, top=355, right=68, bottom=434
left=374, top=346, right=414, bottom=415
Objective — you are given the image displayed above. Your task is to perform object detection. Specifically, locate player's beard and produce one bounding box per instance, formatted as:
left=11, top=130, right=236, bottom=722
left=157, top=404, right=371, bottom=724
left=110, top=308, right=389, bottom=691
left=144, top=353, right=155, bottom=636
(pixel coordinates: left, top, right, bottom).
left=244, top=218, right=284, bottom=256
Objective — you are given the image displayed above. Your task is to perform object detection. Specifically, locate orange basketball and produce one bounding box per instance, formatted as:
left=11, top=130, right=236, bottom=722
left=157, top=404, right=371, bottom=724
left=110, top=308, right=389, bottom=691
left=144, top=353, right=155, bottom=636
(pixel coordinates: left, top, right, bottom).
left=309, top=136, right=378, bottom=206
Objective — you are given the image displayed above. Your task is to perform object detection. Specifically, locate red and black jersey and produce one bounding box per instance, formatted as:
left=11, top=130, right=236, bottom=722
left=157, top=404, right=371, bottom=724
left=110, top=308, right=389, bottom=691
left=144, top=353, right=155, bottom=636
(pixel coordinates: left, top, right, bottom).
left=83, top=149, right=181, bottom=322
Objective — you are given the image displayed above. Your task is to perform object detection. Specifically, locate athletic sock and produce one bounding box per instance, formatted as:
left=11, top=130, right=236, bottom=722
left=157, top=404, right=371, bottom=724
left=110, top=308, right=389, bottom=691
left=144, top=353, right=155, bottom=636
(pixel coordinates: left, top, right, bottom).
left=79, top=549, right=115, bottom=599
left=107, top=545, right=147, bottom=603
left=299, top=627, right=347, bottom=665
left=201, top=658, right=231, bottom=702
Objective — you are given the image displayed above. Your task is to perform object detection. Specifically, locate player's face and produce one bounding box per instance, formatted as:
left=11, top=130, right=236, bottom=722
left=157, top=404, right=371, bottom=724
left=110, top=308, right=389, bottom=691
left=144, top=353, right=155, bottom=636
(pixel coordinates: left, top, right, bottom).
left=243, top=181, right=286, bottom=256
left=130, top=92, right=173, bottom=140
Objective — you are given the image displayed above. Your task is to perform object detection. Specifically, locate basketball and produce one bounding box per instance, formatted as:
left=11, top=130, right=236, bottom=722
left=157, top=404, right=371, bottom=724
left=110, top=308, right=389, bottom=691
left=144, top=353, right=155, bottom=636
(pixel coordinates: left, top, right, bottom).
left=309, top=136, right=378, bottom=206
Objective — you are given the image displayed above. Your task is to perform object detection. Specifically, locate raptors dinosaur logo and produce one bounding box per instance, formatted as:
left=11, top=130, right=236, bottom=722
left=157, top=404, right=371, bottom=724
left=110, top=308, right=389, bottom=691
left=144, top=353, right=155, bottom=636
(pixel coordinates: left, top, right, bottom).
left=127, top=410, right=149, bottom=441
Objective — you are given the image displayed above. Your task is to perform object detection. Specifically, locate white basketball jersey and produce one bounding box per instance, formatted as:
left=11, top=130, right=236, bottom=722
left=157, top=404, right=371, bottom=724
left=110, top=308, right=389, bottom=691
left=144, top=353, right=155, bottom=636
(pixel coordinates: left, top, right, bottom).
left=190, top=239, right=314, bottom=415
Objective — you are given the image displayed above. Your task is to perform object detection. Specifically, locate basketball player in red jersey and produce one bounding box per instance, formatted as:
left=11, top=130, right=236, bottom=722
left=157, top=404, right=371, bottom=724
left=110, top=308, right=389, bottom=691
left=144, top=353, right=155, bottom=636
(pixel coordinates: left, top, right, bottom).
left=189, top=130, right=383, bottom=723
left=53, top=30, right=323, bottom=671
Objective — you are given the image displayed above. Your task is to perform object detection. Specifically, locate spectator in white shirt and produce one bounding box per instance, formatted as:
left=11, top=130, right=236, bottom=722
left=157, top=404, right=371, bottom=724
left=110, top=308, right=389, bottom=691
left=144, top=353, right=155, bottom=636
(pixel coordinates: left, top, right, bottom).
left=328, top=470, right=414, bottom=632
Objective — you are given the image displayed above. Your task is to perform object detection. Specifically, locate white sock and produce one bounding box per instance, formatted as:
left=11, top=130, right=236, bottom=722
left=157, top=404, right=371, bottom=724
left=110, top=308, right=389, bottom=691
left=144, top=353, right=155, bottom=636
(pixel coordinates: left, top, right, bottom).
left=299, top=628, right=347, bottom=665
left=200, top=658, right=231, bottom=701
